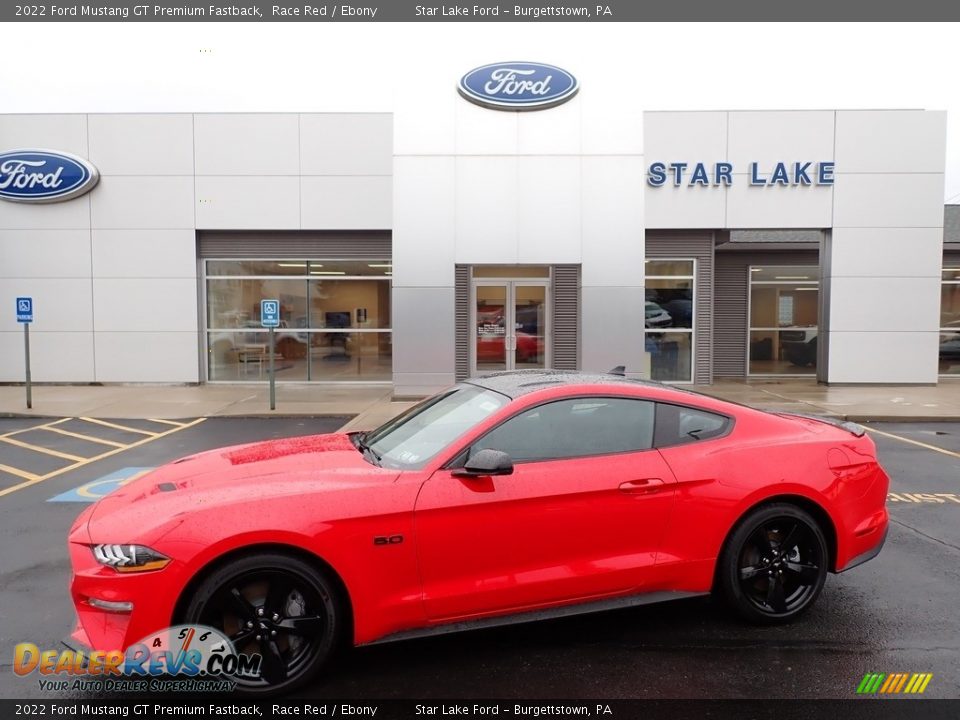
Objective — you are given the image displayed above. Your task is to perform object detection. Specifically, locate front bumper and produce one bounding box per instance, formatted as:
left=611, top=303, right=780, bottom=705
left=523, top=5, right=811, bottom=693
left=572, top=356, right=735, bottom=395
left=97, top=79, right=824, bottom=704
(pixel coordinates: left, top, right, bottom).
left=68, top=539, right=182, bottom=653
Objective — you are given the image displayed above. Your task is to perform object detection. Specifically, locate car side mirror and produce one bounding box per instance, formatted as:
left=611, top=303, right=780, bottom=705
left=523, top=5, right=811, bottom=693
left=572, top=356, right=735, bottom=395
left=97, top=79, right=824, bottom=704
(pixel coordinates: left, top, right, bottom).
left=452, top=449, right=514, bottom=478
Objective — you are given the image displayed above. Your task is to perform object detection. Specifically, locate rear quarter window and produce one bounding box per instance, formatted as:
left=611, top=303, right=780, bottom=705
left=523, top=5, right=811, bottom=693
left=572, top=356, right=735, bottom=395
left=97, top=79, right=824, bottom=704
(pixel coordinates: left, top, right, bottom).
left=654, top=403, right=731, bottom=448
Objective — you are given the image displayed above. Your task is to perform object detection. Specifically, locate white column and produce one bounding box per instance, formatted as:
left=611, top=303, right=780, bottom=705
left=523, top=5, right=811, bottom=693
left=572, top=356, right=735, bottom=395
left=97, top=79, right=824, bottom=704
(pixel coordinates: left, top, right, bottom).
left=824, top=111, right=946, bottom=384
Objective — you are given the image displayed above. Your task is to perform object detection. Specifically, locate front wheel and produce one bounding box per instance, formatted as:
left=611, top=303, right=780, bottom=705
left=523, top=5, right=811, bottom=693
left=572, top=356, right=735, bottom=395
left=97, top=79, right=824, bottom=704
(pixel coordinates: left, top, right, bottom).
left=182, top=553, right=343, bottom=696
left=717, top=503, right=828, bottom=624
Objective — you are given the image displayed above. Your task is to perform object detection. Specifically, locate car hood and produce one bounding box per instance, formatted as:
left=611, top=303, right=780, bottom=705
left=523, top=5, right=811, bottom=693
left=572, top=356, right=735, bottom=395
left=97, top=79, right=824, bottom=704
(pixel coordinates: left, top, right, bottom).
left=83, top=432, right=400, bottom=544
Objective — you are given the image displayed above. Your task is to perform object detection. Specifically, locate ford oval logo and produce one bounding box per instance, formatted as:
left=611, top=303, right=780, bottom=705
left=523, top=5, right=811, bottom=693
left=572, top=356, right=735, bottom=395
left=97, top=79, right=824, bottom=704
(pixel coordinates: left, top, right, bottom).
left=458, top=62, right=579, bottom=111
left=0, top=149, right=99, bottom=203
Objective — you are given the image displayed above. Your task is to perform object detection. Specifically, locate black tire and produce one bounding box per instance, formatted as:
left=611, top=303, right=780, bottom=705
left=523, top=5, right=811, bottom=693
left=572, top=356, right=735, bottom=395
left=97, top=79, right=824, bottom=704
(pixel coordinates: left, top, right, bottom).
left=717, top=503, right=828, bottom=625
left=182, top=552, right=343, bottom=696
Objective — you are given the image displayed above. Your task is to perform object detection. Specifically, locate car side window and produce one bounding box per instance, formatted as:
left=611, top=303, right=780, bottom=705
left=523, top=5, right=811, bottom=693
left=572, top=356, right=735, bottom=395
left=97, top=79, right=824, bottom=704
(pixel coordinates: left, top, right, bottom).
left=654, top=403, right=730, bottom=447
left=469, top=397, right=655, bottom=463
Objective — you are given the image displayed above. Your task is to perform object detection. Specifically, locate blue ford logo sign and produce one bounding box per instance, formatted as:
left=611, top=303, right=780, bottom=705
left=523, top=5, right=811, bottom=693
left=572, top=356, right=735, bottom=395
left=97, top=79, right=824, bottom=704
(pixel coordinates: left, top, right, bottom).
left=0, top=149, right=99, bottom=203
left=458, top=62, right=579, bottom=111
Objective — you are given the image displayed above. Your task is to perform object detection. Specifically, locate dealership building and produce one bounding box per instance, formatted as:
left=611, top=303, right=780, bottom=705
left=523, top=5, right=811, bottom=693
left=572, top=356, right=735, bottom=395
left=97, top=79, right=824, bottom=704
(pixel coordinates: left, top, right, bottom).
left=1, top=65, right=957, bottom=395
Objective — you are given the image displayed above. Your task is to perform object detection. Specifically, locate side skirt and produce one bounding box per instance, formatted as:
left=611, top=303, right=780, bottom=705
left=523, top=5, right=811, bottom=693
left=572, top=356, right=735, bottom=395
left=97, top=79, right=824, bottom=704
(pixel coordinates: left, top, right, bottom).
left=362, top=590, right=707, bottom=646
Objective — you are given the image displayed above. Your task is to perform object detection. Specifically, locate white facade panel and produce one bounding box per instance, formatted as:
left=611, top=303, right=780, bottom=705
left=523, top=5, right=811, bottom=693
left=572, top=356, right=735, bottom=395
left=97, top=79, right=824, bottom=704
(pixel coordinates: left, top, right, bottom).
left=92, top=229, right=197, bottom=279
left=195, top=176, right=299, bottom=229
left=826, top=331, right=939, bottom=384
left=581, top=103, right=642, bottom=155
left=300, top=114, right=393, bottom=176
left=0, top=331, right=94, bottom=382
left=454, top=156, right=518, bottom=263
left=93, top=279, right=198, bottom=333
left=581, top=156, right=645, bottom=287
left=0, top=114, right=88, bottom=156
left=0, top=279, right=93, bottom=333
left=726, top=184, right=833, bottom=228
left=194, top=114, right=299, bottom=176
left=645, top=184, right=726, bottom=229
left=0, top=229, right=91, bottom=278
left=829, top=227, right=944, bottom=278
left=835, top=110, right=947, bottom=174
left=643, top=112, right=727, bottom=167
left=0, top=196, right=90, bottom=230
left=829, top=277, right=940, bottom=332
left=300, top=176, right=392, bottom=230
left=88, top=114, right=194, bottom=176
left=580, top=285, right=645, bottom=375
left=727, top=111, right=835, bottom=170
left=393, top=96, right=457, bottom=156
left=91, top=176, right=195, bottom=229
left=517, top=156, right=581, bottom=264
left=94, top=331, right=199, bottom=383
left=833, top=173, right=946, bottom=228
left=455, top=99, right=519, bottom=156
left=392, top=287, right=455, bottom=395
left=392, top=156, right=456, bottom=288
left=517, top=99, right=581, bottom=156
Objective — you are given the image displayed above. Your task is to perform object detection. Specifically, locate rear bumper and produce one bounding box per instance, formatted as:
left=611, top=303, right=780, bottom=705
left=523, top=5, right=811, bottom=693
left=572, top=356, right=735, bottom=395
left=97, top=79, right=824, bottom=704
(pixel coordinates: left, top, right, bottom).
left=837, top=524, right=888, bottom=573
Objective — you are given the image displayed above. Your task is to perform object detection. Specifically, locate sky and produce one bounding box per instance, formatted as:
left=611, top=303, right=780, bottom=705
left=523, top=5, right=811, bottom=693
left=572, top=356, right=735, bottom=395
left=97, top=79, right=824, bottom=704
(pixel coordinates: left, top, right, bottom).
left=3, top=22, right=959, bottom=201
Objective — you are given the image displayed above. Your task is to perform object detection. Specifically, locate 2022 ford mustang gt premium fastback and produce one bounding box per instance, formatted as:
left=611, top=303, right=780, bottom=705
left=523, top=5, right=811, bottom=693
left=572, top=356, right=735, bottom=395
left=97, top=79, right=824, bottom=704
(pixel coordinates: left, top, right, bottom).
left=65, top=370, right=889, bottom=695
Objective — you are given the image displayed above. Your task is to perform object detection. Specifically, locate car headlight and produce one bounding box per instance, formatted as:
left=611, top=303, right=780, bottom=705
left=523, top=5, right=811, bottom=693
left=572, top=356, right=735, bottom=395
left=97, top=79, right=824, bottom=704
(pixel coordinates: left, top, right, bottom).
left=91, top=544, right=171, bottom=573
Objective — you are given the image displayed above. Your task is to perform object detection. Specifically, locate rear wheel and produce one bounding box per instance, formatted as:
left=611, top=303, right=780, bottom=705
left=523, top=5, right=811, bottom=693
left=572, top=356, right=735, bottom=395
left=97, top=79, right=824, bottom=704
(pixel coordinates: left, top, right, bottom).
left=183, top=553, right=343, bottom=696
left=718, top=503, right=828, bottom=624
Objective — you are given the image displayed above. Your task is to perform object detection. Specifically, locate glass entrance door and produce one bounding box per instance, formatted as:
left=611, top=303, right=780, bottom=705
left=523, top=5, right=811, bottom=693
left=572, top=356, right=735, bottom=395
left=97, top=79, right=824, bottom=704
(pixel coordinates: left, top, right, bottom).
left=473, top=281, right=549, bottom=374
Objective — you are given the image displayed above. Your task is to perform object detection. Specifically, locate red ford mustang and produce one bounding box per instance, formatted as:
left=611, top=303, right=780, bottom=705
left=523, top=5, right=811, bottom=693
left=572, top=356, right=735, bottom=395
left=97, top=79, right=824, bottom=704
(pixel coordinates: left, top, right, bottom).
left=65, top=370, right=889, bottom=694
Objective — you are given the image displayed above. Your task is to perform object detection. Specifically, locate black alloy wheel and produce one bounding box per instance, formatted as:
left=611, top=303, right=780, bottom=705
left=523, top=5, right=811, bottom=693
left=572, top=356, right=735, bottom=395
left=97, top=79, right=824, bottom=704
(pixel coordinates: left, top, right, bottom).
left=183, top=553, right=342, bottom=695
left=718, top=503, right=828, bottom=624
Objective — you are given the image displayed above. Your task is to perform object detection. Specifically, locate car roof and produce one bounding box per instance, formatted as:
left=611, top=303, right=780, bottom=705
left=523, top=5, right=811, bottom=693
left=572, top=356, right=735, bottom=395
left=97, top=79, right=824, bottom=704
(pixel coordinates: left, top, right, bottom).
left=464, top=369, right=671, bottom=400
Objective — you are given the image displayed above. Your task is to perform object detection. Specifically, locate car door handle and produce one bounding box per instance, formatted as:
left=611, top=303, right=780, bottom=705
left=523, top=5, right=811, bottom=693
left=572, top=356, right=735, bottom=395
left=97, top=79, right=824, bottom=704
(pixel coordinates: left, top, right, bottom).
left=618, top=478, right=665, bottom=495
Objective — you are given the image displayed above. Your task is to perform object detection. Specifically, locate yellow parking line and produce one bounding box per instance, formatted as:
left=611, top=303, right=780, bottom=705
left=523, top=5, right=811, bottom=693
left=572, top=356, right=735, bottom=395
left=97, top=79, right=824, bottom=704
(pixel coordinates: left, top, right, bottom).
left=866, top=427, right=960, bottom=460
left=0, top=417, right=71, bottom=439
left=0, top=418, right=206, bottom=499
left=147, top=418, right=188, bottom=427
left=0, top=435, right=88, bottom=462
left=78, top=417, right=159, bottom=437
left=41, top=425, right=128, bottom=448
left=0, top=463, right=39, bottom=481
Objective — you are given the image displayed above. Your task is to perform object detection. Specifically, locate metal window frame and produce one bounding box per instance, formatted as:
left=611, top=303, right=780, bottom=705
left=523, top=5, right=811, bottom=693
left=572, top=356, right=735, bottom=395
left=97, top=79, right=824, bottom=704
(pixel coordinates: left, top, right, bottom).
left=746, top=264, right=820, bottom=378
left=644, top=257, right=696, bottom=385
left=469, top=275, right=553, bottom=377
left=200, top=257, right=393, bottom=384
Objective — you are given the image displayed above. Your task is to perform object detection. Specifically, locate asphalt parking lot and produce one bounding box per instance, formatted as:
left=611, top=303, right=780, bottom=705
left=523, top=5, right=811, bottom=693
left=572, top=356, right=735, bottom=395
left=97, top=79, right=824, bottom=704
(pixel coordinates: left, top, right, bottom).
left=0, top=417, right=957, bottom=700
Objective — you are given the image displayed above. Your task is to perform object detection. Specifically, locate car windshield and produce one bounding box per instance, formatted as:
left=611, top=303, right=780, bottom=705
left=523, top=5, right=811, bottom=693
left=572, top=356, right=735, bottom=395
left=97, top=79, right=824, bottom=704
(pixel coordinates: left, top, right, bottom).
left=362, top=385, right=510, bottom=470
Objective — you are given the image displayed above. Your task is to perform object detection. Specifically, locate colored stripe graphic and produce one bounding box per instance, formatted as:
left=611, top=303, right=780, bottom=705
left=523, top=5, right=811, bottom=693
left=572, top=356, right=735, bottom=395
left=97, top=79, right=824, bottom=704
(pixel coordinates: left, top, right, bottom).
left=857, top=672, right=932, bottom=694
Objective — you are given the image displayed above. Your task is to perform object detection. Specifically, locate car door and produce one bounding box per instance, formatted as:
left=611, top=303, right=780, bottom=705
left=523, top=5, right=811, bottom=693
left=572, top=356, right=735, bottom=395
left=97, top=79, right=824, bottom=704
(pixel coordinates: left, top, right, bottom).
left=414, top=395, right=678, bottom=621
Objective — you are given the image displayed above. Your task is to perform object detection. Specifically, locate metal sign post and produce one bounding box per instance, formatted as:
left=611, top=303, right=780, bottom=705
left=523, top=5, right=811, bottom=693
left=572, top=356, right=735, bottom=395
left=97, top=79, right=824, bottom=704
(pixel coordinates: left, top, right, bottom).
left=268, top=327, right=276, bottom=411
left=260, top=299, right=280, bottom=411
left=16, top=297, right=33, bottom=409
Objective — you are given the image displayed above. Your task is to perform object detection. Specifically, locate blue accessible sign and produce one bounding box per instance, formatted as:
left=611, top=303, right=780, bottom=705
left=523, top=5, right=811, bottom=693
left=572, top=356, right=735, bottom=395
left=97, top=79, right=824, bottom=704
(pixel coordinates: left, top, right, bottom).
left=16, top=296, right=32, bottom=323
left=261, top=299, right=280, bottom=328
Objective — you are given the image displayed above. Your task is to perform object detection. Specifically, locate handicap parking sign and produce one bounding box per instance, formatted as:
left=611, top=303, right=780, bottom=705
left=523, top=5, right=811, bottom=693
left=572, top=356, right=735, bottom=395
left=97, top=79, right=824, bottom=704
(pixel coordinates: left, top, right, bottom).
left=261, top=299, right=280, bottom=328
left=16, top=297, right=32, bottom=323
left=48, top=467, right=154, bottom=503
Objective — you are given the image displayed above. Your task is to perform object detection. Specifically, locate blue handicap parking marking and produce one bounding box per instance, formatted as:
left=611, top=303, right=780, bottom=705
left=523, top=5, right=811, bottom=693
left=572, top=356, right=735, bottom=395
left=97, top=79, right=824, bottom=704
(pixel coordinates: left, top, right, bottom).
left=48, top=467, right=154, bottom=503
